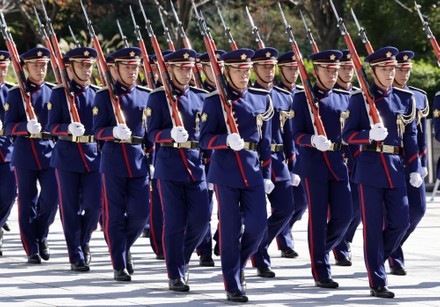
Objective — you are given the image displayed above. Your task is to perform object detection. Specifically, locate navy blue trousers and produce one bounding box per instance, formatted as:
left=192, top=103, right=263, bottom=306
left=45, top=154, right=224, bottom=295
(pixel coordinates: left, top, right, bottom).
left=0, top=163, right=16, bottom=227
left=251, top=180, right=294, bottom=268
left=15, top=166, right=58, bottom=256
left=149, top=179, right=163, bottom=257
left=216, top=183, right=267, bottom=293
left=157, top=179, right=210, bottom=280
left=359, top=184, right=409, bottom=288
left=304, top=177, right=352, bottom=281
left=102, top=173, right=149, bottom=270
left=56, top=169, right=102, bottom=263
left=196, top=189, right=214, bottom=257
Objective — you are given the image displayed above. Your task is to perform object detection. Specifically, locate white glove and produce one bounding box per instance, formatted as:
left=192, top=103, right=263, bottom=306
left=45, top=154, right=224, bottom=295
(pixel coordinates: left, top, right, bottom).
left=226, top=133, right=245, bottom=151
left=27, top=119, right=42, bottom=134
left=170, top=126, right=189, bottom=143
left=112, top=124, right=132, bottom=140
left=68, top=122, right=85, bottom=137
left=207, top=183, right=214, bottom=191
left=291, top=173, right=301, bottom=187
left=264, top=179, right=275, bottom=194
left=369, top=123, right=388, bottom=141
left=311, top=135, right=331, bottom=152
left=0, top=119, right=3, bottom=131
left=149, top=164, right=155, bottom=179
left=409, top=172, right=423, bottom=188
left=422, top=167, right=428, bottom=178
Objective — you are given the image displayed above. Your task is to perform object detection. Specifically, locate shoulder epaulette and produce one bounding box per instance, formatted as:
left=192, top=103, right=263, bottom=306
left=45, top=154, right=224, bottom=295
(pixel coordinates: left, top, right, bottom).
left=205, top=90, right=219, bottom=98
left=408, top=85, right=427, bottom=96
left=333, top=88, right=350, bottom=95
left=45, top=82, right=57, bottom=89
left=151, top=86, right=165, bottom=94
left=136, top=84, right=152, bottom=93
left=96, top=87, right=109, bottom=94
left=89, top=84, right=102, bottom=91
left=249, top=87, right=270, bottom=94
left=296, top=84, right=304, bottom=90
left=52, top=85, right=64, bottom=90
left=273, top=85, right=292, bottom=95
left=8, top=85, right=19, bottom=92
left=436, top=91, right=440, bottom=97
left=190, top=86, right=209, bottom=94
left=350, top=89, right=363, bottom=97
left=351, top=86, right=361, bottom=92
left=295, top=89, right=305, bottom=95
left=4, top=81, right=15, bottom=89
left=394, top=87, right=413, bottom=96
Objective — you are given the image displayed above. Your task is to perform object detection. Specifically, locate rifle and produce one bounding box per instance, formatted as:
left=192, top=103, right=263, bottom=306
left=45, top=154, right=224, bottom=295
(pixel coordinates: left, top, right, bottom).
left=299, top=10, right=319, bottom=53
left=215, top=2, right=238, bottom=51
left=351, top=8, right=374, bottom=55
left=68, top=25, right=81, bottom=48
left=33, top=5, right=62, bottom=84
left=169, top=1, right=204, bottom=89
left=0, top=11, right=36, bottom=121
left=158, top=7, right=175, bottom=51
left=129, top=5, right=156, bottom=89
left=245, top=6, right=265, bottom=49
left=80, top=0, right=126, bottom=125
left=192, top=1, right=250, bottom=187
left=138, top=0, right=183, bottom=127
left=329, top=0, right=382, bottom=126
left=116, top=19, right=130, bottom=48
left=414, top=1, right=440, bottom=66
left=39, top=0, right=81, bottom=123
left=277, top=3, right=326, bottom=137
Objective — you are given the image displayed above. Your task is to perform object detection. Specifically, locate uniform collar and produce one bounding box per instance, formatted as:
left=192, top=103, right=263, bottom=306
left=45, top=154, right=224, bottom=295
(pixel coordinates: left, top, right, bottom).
left=115, top=81, right=135, bottom=95
left=172, top=85, right=189, bottom=97
left=203, top=80, right=216, bottom=93
left=26, top=79, right=43, bottom=92
left=313, top=83, right=332, bottom=99
left=253, top=81, right=272, bottom=91
left=371, top=83, right=392, bottom=98
left=71, top=80, right=87, bottom=94
left=278, top=81, right=295, bottom=93
left=227, top=83, right=247, bottom=100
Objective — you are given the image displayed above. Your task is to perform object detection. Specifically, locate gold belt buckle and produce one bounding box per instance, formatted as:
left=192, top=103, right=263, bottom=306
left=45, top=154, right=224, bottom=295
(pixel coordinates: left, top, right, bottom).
left=329, top=143, right=336, bottom=151
left=79, top=135, right=89, bottom=143
left=382, top=145, right=394, bottom=154
left=243, top=142, right=251, bottom=150
left=29, top=132, right=42, bottom=139
left=0, top=129, right=4, bottom=136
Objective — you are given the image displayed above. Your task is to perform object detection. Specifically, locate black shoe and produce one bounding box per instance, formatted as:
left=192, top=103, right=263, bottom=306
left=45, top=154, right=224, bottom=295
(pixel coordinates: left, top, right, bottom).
left=0, top=228, right=3, bottom=256
left=370, top=286, right=395, bottom=298
left=240, top=270, right=246, bottom=293
left=335, top=257, right=352, bottom=266
left=83, top=245, right=91, bottom=265
left=315, top=278, right=339, bottom=288
left=214, top=243, right=220, bottom=256
left=71, top=260, right=90, bottom=272
left=126, top=251, right=134, bottom=275
left=156, top=253, right=165, bottom=260
left=226, top=290, right=248, bottom=303
left=168, top=278, right=190, bottom=292
left=142, top=227, right=150, bottom=238
left=39, top=241, right=50, bottom=261
left=390, top=266, right=407, bottom=276
left=114, top=269, right=131, bottom=281
left=199, top=254, right=215, bottom=267
left=281, top=248, right=299, bottom=258
left=257, top=267, right=275, bottom=278
left=27, top=253, right=42, bottom=264
left=2, top=222, right=10, bottom=232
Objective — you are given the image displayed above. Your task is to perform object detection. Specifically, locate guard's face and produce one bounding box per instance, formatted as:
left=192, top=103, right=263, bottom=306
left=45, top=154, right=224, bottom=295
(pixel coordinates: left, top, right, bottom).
left=227, top=66, right=251, bottom=91
left=117, top=63, right=139, bottom=86
left=338, top=65, right=354, bottom=84
left=372, top=66, right=395, bottom=89
left=170, top=64, right=193, bottom=86
left=72, top=61, right=94, bottom=82
left=254, top=63, right=276, bottom=84
left=25, top=61, right=48, bottom=84
left=279, top=66, right=299, bottom=85
left=202, top=64, right=215, bottom=85
left=394, top=66, right=411, bottom=87
left=0, top=63, right=9, bottom=83
left=314, top=65, right=338, bottom=89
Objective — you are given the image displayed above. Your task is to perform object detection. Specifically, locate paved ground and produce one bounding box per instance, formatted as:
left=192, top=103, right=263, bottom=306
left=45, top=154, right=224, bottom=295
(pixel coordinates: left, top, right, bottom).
left=0, top=195, right=439, bottom=307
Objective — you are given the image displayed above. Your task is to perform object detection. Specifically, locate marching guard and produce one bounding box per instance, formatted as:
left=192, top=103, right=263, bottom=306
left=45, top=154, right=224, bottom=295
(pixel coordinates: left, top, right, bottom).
left=4, top=47, right=58, bottom=264
left=342, top=46, right=422, bottom=298
left=48, top=47, right=102, bottom=272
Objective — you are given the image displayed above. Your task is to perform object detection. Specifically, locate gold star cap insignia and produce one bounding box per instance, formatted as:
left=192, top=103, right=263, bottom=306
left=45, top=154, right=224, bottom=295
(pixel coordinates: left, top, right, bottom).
left=47, top=102, right=52, bottom=111
left=347, top=54, right=351, bottom=59
left=183, top=53, right=190, bottom=59
left=129, top=51, right=135, bottom=57
left=84, top=50, right=90, bottom=56
left=241, top=54, right=247, bottom=60
left=434, top=109, right=440, bottom=118
left=265, top=52, right=271, bottom=58
left=0, top=55, right=4, bottom=60
left=386, top=52, right=392, bottom=58
left=92, top=106, right=99, bottom=116
left=37, top=51, right=43, bottom=57
left=4, top=103, right=9, bottom=111
left=201, top=113, right=208, bottom=122
left=292, top=55, right=296, bottom=61
left=215, top=53, right=220, bottom=59
left=403, top=55, right=409, bottom=61
left=330, top=54, right=336, bottom=61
